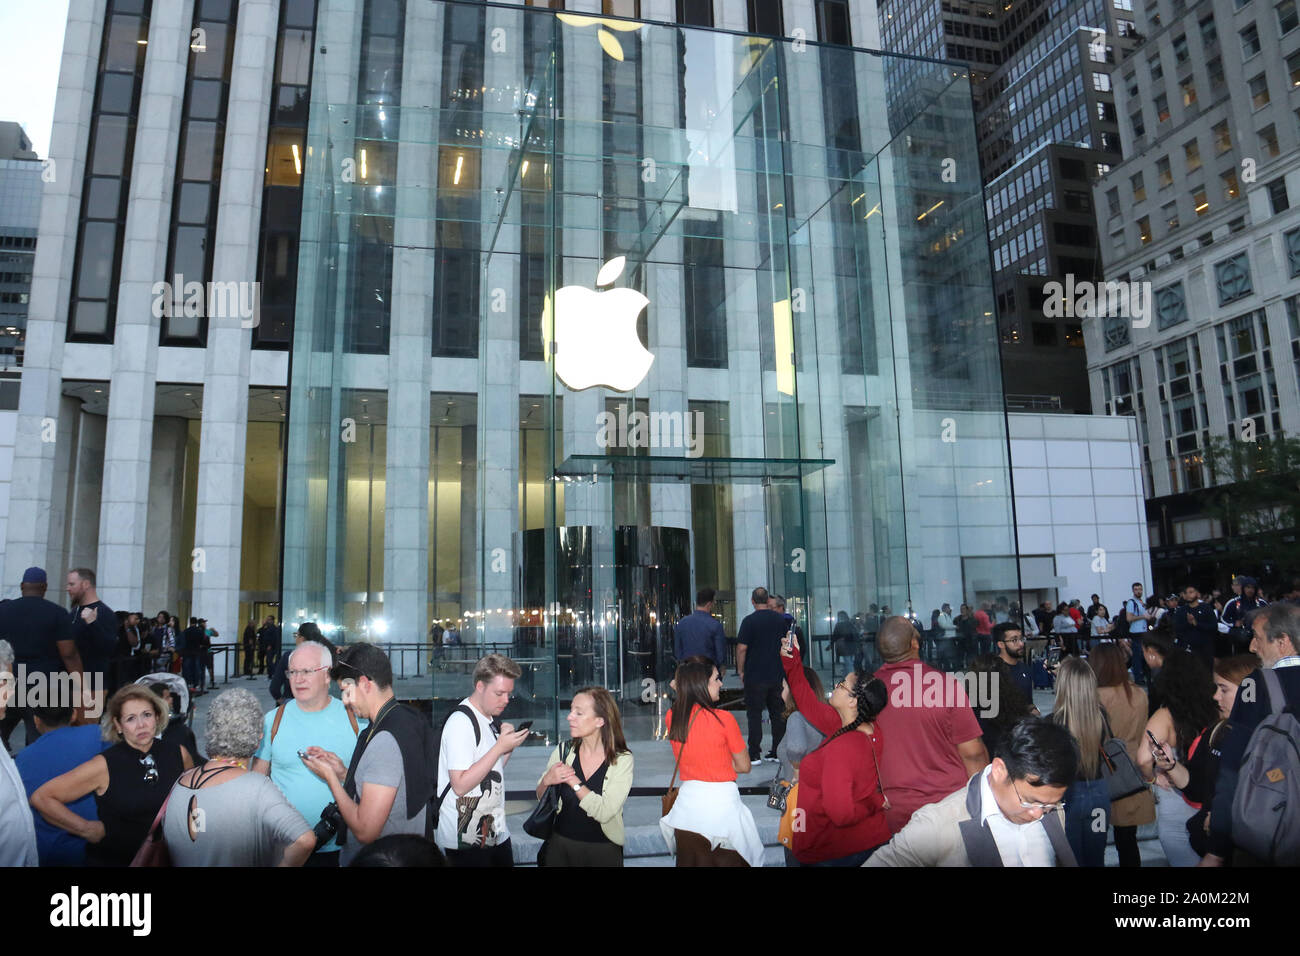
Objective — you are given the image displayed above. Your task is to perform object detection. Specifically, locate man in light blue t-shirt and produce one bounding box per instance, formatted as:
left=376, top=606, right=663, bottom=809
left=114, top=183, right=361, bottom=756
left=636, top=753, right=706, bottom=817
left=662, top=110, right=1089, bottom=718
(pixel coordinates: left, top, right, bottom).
left=252, top=639, right=362, bottom=867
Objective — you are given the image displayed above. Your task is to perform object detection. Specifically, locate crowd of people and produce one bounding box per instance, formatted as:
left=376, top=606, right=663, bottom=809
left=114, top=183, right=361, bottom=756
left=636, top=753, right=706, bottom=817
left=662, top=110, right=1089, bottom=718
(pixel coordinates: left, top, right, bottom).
left=2, top=559, right=1300, bottom=868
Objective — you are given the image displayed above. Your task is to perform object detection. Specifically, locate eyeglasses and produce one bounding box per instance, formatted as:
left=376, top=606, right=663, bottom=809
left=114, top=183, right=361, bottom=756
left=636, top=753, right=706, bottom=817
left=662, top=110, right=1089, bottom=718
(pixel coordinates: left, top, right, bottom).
left=140, top=753, right=159, bottom=784
left=1011, top=777, right=1064, bottom=812
left=287, top=666, right=329, bottom=678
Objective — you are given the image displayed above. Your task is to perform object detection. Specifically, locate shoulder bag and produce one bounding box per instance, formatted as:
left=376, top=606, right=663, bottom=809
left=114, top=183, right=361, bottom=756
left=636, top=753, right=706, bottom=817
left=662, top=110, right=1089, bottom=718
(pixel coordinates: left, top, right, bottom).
left=523, top=741, right=572, bottom=841
left=1098, top=709, right=1147, bottom=801
left=662, top=712, right=698, bottom=815
left=130, top=792, right=174, bottom=867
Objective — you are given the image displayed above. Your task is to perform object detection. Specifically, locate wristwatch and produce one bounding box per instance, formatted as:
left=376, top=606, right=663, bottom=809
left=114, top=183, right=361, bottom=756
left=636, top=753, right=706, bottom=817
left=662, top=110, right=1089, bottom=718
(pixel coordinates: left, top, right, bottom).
left=571, top=782, right=583, bottom=793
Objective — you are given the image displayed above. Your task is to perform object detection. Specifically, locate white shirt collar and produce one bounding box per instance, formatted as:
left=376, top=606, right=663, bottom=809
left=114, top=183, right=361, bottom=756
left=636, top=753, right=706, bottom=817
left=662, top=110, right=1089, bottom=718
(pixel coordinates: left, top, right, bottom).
left=1272, top=656, right=1300, bottom=669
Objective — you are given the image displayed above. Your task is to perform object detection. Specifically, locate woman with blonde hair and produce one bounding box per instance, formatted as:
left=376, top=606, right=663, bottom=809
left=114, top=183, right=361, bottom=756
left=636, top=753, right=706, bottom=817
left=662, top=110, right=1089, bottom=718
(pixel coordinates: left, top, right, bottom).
left=1089, top=643, right=1155, bottom=866
left=536, top=686, right=634, bottom=866
left=1052, top=656, right=1111, bottom=866
left=31, top=684, right=192, bottom=866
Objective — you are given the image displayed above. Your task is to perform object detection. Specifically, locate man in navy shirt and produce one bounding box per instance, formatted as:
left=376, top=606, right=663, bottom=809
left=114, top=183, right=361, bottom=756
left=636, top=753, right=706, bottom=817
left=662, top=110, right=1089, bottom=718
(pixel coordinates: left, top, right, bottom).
left=14, top=705, right=107, bottom=865
left=1219, top=576, right=1267, bottom=655
left=673, top=587, right=728, bottom=675
left=0, top=567, right=82, bottom=749
left=736, top=586, right=788, bottom=763
left=1173, top=584, right=1218, bottom=669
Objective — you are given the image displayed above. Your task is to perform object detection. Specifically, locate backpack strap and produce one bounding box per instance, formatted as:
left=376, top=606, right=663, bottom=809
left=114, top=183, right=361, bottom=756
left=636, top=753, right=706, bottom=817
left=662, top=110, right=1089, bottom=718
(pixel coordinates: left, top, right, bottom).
left=269, top=702, right=287, bottom=744
left=1260, top=667, right=1287, bottom=717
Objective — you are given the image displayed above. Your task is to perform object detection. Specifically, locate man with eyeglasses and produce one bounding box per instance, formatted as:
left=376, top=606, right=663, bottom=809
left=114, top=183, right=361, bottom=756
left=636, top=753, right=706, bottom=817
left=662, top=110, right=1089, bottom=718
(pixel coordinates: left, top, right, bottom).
left=252, top=636, right=362, bottom=867
left=865, top=717, right=1079, bottom=867
left=994, top=622, right=1040, bottom=716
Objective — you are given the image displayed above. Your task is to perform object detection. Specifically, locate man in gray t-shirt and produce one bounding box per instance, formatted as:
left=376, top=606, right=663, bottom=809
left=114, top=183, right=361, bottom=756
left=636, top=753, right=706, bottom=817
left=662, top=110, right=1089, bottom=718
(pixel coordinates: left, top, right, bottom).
left=338, top=731, right=426, bottom=866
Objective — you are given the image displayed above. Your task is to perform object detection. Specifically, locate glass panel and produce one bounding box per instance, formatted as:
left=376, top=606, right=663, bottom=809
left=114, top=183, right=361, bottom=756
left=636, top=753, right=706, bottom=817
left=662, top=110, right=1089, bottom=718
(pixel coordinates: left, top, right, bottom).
left=90, top=115, right=130, bottom=176
left=75, top=222, right=117, bottom=299
left=85, top=177, right=122, bottom=220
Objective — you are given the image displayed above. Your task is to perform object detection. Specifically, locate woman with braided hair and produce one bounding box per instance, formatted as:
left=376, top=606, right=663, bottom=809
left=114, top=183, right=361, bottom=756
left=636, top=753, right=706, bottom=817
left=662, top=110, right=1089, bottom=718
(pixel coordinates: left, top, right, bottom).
left=780, top=637, right=890, bottom=865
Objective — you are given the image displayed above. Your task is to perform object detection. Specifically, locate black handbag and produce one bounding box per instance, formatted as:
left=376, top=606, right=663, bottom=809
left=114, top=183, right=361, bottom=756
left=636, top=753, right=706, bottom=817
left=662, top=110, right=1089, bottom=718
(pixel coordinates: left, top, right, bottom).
left=1099, top=710, right=1147, bottom=801
left=523, top=742, right=572, bottom=841
left=768, top=775, right=794, bottom=812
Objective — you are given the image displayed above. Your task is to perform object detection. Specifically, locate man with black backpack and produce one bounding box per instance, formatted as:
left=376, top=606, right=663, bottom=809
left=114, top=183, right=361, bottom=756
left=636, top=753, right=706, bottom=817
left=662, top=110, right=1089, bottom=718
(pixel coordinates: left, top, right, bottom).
left=434, top=653, right=529, bottom=866
left=301, top=643, right=440, bottom=866
left=1202, top=603, right=1300, bottom=866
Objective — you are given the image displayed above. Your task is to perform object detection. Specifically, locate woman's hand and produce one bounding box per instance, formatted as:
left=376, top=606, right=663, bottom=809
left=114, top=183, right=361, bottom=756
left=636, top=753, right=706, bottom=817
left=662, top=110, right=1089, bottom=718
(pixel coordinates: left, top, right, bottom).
left=553, top=763, right=578, bottom=786
left=541, top=762, right=572, bottom=787
left=82, top=821, right=106, bottom=844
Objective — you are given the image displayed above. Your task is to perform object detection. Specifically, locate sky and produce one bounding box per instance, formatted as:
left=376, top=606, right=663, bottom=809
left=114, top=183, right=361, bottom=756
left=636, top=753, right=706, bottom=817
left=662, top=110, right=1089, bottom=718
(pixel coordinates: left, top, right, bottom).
left=0, top=0, right=71, bottom=158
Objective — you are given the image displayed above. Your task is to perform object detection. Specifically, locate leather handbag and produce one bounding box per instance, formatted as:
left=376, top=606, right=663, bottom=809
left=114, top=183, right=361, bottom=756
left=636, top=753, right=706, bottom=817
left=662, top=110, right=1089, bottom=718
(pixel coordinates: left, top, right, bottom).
left=777, top=783, right=800, bottom=848
left=129, top=792, right=173, bottom=867
left=523, top=742, right=572, bottom=840
left=662, top=713, right=697, bottom=816
left=768, top=775, right=794, bottom=812
left=1099, top=710, right=1147, bottom=801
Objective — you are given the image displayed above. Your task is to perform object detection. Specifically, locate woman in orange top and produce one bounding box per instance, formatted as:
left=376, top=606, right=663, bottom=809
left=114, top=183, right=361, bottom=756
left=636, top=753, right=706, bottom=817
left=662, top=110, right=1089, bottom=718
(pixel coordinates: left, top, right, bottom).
left=659, top=657, right=764, bottom=866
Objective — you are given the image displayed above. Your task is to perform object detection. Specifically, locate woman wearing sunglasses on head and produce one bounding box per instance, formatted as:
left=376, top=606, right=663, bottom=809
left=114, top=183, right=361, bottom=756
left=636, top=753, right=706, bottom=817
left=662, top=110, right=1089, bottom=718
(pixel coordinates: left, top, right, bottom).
left=779, top=636, right=890, bottom=866
left=31, top=684, right=192, bottom=865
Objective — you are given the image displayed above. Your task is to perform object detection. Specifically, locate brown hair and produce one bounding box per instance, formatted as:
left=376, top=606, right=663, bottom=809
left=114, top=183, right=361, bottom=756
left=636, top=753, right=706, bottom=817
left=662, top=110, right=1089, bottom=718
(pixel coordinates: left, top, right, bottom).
left=783, top=667, right=825, bottom=719
left=571, top=686, right=630, bottom=765
left=1088, top=643, right=1133, bottom=702
left=472, top=653, right=522, bottom=687
left=668, top=656, right=721, bottom=744
left=1214, top=653, right=1261, bottom=686
left=101, top=685, right=169, bottom=743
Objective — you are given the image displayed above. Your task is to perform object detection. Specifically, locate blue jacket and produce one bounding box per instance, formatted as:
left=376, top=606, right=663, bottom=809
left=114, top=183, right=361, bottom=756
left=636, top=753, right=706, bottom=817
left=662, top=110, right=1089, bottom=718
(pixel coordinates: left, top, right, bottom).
left=673, top=610, right=727, bottom=668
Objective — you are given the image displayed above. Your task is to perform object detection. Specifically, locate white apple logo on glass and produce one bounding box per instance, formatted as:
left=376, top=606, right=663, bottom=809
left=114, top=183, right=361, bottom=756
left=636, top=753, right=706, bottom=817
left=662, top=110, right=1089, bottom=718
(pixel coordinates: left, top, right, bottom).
left=552, top=256, right=653, bottom=392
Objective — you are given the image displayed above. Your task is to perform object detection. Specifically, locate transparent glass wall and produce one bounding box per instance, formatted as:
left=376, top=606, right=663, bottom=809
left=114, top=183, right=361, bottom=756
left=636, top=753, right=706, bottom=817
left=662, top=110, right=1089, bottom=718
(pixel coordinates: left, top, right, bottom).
left=283, top=0, right=1021, bottom=742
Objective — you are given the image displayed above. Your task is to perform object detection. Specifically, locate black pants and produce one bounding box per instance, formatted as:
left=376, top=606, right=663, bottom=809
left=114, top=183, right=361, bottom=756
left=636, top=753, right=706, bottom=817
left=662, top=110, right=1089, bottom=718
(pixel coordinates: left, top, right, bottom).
left=304, top=850, right=341, bottom=868
left=445, top=838, right=513, bottom=868
left=1113, top=824, right=1141, bottom=867
left=541, top=832, right=623, bottom=867
left=744, top=681, right=786, bottom=759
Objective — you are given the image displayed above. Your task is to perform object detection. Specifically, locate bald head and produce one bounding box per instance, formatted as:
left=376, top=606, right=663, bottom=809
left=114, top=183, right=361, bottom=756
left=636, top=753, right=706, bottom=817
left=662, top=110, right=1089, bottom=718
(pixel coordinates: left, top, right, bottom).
left=877, top=615, right=919, bottom=663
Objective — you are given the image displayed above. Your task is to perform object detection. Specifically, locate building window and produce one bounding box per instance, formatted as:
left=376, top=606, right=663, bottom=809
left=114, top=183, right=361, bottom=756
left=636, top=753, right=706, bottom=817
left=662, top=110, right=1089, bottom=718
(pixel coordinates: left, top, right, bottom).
left=1267, top=177, right=1291, bottom=214
left=1093, top=71, right=1111, bottom=91
left=1155, top=93, right=1170, bottom=122
left=1259, top=124, right=1280, bottom=158
left=1199, top=13, right=1218, bottom=47
left=1290, top=50, right=1300, bottom=88
left=603, top=0, right=639, bottom=17
left=1183, top=139, right=1201, bottom=172
left=1132, top=108, right=1146, bottom=137
left=1280, top=0, right=1300, bottom=32
left=1285, top=228, right=1300, bottom=276
left=1104, top=314, right=1131, bottom=351
left=1173, top=33, right=1189, bottom=62
left=1180, top=76, right=1197, bottom=107
left=1157, top=155, right=1173, bottom=186
left=1163, top=200, right=1179, bottom=229
left=1032, top=322, right=1058, bottom=346
left=1131, top=171, right=1146, bottom=202
left=815, top=0, right=852, bottom=44
left=676, top=0, right=712, bottom=25
left=746, top=0, right=783, bottom=36
left=1138, top=215, right=1152, bottom=244
left=1249, top=74, right=1270, bottom=108
left=1213, top=120, right=1232, bottom=153
left=68, top=0, right=153, bottom=341
left=1240, top=23, right=1261, bottom=58
left=1192, top=185, right=1209, bottom=216
left=1221, top=168, right=1240, bottom=200
left=1107, top=187, right=1121, bottom=216
left=1215, top=309, right=1278, bottom=441
left=1215, top=252, right=1253, bottom=304
left=685, top=220, right=727, bottom=368
left=1115, top=0, right=1132, bottom=9
left=1149, top=53, right=1163, bottom=81
left=1156, top=281, right=1188, bottom=329
left=1118, top=18, right=1136, bottom=35
left=1207, top=57, right=1225, bottom=91
left=1156, top=336, right=1209, bottom=492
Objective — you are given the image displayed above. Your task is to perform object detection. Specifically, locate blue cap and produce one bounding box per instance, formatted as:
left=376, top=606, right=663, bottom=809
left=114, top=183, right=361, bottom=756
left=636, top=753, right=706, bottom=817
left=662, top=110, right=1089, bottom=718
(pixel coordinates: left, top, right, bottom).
left=22, top=567, right=46, bottom=584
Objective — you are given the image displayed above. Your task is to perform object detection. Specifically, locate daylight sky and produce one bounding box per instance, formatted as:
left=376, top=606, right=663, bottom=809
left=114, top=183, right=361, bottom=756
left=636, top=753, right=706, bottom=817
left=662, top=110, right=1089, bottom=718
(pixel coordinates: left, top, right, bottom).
left=0, top=1, right=71, bottom=158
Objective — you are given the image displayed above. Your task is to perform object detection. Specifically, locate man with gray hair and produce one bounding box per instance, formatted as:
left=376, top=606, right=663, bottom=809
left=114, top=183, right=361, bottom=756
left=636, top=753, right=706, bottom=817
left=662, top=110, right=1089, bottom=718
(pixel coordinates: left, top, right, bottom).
left=252, top=637, right=361, bottom=867
left=0, top=640, right=39, bottom=864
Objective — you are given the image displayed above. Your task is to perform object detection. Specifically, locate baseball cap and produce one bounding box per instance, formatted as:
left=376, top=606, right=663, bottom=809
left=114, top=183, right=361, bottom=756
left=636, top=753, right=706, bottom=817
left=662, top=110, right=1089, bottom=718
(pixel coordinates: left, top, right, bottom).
left=1238, top=576, right=1258, bottom=587
left=22, top=567, right=46, bottom=584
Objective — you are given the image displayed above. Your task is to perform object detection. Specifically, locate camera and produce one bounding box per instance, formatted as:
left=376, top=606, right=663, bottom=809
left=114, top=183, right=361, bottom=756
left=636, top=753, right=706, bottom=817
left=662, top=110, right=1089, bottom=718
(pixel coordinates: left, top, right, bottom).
left=313, top=802, right=344, bottom=847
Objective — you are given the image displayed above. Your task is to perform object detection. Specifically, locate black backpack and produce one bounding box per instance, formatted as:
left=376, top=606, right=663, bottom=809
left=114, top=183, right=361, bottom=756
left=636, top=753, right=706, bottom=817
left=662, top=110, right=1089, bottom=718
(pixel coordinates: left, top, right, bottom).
left=430, top=704, right=500, bottom=821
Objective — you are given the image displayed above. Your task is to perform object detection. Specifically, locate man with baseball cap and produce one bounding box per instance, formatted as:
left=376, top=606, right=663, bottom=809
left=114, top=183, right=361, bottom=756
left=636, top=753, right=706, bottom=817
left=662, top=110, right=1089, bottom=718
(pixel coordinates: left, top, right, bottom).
left=0, top=568, right=83, bottom=750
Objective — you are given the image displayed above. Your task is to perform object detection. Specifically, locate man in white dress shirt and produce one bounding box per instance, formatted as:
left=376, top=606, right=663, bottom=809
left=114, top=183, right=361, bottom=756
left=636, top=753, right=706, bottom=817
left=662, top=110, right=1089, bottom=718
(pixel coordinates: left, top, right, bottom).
left=865, top=717, right=1079, bottom=867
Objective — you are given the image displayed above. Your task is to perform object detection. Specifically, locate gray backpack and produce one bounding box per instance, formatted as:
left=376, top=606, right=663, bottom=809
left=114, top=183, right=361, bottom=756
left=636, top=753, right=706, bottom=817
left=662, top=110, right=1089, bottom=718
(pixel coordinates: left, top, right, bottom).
left=1231, top=668, right=1300, bottom=864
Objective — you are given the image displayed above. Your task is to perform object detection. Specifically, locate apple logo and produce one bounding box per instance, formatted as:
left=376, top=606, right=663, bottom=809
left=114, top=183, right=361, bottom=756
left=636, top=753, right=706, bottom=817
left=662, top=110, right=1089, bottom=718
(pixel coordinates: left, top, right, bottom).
left=550, top=256, right=654, bottom=392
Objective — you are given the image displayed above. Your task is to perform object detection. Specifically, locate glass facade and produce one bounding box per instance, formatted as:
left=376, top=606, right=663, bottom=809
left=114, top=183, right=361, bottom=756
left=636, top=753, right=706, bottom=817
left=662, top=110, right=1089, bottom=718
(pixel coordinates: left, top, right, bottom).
left=282, top=0, right=1019, bottom=740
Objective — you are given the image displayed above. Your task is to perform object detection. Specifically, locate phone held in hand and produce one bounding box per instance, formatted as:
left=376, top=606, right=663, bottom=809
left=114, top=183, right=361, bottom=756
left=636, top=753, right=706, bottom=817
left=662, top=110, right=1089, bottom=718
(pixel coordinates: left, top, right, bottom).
left=514, top=720, right=534, bottom=734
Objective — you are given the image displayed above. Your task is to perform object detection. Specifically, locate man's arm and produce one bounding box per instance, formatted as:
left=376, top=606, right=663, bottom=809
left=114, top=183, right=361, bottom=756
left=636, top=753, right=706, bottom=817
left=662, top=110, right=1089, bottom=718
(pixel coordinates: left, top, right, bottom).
left=957, top=737, right=990, bottom=777
left=712, top=621, right=727, bottom=677
left=863, top=807, right=944, bottom=867
left=735, top=644, right=746, bottom=681
left=56, top=640, right=84, bottom=676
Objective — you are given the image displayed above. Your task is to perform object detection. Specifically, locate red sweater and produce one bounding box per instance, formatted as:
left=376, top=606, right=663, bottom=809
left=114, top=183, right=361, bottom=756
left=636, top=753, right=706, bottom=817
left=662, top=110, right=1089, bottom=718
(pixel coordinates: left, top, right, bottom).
left=782, top=649, right=891, bottom=863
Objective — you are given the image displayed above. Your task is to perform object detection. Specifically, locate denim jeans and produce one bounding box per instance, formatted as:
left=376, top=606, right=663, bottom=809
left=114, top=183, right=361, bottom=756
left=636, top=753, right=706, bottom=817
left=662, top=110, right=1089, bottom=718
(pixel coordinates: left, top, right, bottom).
left=1063, top=776, right=1111, bottom=867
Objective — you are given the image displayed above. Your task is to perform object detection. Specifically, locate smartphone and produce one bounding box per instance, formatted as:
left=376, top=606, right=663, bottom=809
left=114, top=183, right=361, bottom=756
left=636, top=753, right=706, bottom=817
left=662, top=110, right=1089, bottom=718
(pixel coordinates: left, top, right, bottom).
left=513, top=720, right=534, bottom=734
left=1146, top=730, right=1169, bottom=761
left=297, top=749, right=310, bottom=759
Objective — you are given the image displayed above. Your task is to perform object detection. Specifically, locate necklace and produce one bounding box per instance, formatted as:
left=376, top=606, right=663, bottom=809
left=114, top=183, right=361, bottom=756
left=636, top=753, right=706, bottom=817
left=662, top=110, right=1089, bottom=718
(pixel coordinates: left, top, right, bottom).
left=206, top=757, right=247, bottom=769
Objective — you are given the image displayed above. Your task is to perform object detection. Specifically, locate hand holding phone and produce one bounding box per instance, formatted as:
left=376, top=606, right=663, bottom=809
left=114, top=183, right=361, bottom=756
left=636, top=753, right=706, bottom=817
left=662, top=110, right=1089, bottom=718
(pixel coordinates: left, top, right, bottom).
left=780, top=634, right=794, bottom=658
left=513, top=720, right=534, bottom=734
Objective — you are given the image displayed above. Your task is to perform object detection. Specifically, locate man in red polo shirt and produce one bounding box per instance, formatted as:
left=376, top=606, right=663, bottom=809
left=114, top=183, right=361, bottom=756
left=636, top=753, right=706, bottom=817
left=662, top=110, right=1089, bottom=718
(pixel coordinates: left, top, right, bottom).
left=974, top=602, right=993, bottom=656
left=874, top=616, right=989, bottom=833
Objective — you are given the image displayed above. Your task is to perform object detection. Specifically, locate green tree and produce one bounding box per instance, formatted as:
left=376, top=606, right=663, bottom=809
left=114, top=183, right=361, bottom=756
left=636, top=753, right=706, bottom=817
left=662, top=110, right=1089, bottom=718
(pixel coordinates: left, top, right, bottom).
left=1201, top=433, right=1300, bottom=576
